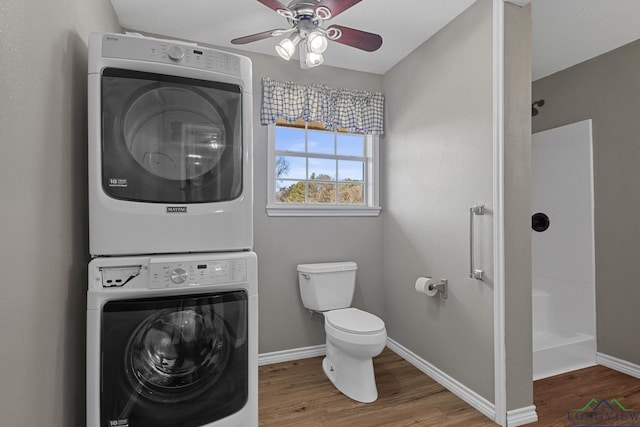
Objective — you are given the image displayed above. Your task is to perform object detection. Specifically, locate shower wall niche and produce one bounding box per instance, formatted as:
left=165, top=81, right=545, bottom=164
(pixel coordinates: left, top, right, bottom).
left=531, top=119, right=596, bottom=380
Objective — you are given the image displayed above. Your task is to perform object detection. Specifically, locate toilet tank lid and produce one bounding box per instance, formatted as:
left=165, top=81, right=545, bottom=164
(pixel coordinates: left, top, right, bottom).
left=297, top=262, right=357, bottom=273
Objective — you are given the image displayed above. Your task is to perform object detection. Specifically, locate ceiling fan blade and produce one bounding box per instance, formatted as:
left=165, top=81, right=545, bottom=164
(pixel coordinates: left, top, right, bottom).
left=314, top=0, right=362, bottom=20
left=231, top=30, right=283, bottom=45
left=326, top=25, right=382, bottom=52
left=256, top=0, right=293, bottom=16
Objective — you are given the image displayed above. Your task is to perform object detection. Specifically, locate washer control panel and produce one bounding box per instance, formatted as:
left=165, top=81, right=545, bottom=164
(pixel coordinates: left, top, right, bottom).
left=149, top=258, right=247, bottom=289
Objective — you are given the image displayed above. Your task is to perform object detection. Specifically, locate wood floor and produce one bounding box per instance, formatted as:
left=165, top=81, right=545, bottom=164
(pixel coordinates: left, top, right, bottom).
left=533, top=364, right=640, bottom=426
left=259, top=347, right=640, bottom=426
left=259, top=348, right=498, bottom=426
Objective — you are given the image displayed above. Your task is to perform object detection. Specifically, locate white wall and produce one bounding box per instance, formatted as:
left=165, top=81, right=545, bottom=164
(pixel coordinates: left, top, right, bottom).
left=0, top=0, right=120, bottom=425
left=531, top=120, right=597, bottom=381
left=532, top=121, right=595, bottom=338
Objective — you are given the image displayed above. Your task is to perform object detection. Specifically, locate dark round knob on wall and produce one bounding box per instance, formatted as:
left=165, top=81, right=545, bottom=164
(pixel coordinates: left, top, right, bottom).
left=532, top=212, right=550, bottom=232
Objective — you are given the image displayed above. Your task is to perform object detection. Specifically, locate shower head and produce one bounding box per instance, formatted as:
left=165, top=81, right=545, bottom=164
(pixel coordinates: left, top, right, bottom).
left=532, top=99, right=545, bottom=117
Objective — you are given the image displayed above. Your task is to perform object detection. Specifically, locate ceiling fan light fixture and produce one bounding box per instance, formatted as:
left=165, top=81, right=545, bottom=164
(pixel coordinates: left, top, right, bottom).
left=315, top=6, right=331, bottom=20
left=305, top=51, right=324, bottom=68
left=298, top=42, right=321, bottom=69
left=276, top=8, right=294, bottom=19
left=275, top=42, right=293, bottom=61
left=326, top=27, right=342, bottom=41
left=275, top=34, right=300, bottom=61
left=236, top=0, right=382, bottom=69
left=307, top=31, right=328, bottom=54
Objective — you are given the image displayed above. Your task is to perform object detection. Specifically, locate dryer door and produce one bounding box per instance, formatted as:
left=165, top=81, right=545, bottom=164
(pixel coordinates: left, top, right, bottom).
left=100, top=291, right=248, bottom=427
left=101, top=68, right=243, bottom=203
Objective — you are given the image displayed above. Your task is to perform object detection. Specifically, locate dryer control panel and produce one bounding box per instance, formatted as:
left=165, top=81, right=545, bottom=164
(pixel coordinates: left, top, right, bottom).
left=149, top=258, right=247, bottom=289
left=100, top=34, right=242, bottom=76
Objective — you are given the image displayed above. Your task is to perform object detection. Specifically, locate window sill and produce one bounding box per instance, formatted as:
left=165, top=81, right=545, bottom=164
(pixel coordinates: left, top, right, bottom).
left=266, top=204, right=381, bottom=217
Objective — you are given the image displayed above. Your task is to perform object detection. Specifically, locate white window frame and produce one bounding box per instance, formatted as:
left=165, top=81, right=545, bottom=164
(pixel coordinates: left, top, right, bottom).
left=266, top=123, right=381, bottom=217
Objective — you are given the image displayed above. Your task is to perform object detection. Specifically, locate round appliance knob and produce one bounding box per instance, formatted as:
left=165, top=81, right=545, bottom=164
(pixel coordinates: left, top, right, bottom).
left=167, top=45, right=185, bottom=61
left=170, top=268, right=188, bottom=284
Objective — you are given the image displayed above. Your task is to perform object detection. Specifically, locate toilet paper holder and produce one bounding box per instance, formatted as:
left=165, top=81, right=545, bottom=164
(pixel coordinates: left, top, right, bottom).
left=428, top=278, right=448, bottom=299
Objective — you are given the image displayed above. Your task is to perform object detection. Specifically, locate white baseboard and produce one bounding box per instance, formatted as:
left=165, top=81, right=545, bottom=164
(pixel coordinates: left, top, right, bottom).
left=386, top=338, right=496, bottom=421
left=258, top=344, right=326, bottom=366
left=597, top=352, right=640, bottom=379
left=507, top=405, right=538, bottom=427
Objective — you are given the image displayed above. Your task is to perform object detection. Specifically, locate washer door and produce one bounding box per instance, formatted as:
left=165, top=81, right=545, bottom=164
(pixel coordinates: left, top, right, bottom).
left=101, top=291, right=248, bottom=427
left=101, top=68, right=243, bottom=203
left=126, top=306, right=231, bottom=403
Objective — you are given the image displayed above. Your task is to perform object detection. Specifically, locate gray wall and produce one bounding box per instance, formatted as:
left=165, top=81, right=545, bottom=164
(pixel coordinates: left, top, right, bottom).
left=246, top=55, right=386, bottom=354
left=504, top=3, right=533, bottom=411
left=0, top=0, right=119, bottom=426
left=381, top=0, right=496, bottom=402
left=532, top=38, right=640, bottom=365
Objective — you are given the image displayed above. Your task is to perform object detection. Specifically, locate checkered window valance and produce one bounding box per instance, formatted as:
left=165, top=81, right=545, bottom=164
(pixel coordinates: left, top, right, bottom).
left=260, top=77, right=384, bottom=135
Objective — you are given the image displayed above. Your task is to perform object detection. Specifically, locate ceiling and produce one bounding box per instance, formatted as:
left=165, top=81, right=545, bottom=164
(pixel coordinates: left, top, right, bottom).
left=532, top=0, right=640, bottom=80
left=110, top=0, right=476, bottom=74
left=110, top=0, right=640, bottom=79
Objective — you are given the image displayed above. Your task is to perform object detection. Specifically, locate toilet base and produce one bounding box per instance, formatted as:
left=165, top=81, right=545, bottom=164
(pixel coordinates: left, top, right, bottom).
left=322, top=341, right=380, bottom=403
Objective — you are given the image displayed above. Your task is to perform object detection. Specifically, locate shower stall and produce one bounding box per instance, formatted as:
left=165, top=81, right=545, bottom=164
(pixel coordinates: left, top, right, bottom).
left=531, top=119, right=596, bottom=380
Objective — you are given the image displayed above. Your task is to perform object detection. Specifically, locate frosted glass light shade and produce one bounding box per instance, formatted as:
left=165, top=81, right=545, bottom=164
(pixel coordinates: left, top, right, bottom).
left=307, top=31, right=328, bottom=54
left=276, top=38, right=296, bottom=60
left=305, top=52, right=324, bottom=67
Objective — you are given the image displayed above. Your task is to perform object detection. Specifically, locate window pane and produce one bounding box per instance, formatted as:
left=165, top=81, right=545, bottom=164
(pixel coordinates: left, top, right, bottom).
left=277, top=156, right=306, bottom=180
left=308, top=182, right=336, bottom=204
left=275, top=180, right=306, bottom=203
left=338, top=160, right=364, bottom=182
left=308, top=158, right=336, bottom=181
left=275, top=126, right=305, bottom=152
left=337, top=134, right=364, bottom=156
left=307, top=129, right=334, bottom=154
left=338, top=183, right=364, bottom=205
left=271, top=123, right=375, bottom=211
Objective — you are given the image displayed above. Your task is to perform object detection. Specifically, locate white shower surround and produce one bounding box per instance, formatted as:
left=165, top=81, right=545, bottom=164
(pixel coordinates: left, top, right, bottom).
left=531, top=120, right=596, bottom=380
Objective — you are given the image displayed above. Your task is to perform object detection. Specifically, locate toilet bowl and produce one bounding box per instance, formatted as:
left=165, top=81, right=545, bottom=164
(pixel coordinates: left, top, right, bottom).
left=323, top=308, right=387, bottom=403
left=297, top=262, right=387, bottom=403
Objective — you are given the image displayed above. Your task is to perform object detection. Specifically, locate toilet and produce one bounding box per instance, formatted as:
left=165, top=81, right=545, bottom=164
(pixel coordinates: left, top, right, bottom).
left=297, top=261, right=387, bottom=403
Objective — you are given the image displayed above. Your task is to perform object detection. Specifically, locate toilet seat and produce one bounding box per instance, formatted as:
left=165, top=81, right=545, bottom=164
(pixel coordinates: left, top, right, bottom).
left=325, top=308, right=385, bottom=335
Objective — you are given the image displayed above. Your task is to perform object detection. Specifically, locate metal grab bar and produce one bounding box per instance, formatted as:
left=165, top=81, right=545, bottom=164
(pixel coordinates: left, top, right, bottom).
left=469, top=205, right=485, bottom=281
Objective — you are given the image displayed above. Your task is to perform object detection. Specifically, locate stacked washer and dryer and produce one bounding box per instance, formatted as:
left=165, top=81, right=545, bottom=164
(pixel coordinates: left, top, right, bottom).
left=86, top=33, right=257, bottom=427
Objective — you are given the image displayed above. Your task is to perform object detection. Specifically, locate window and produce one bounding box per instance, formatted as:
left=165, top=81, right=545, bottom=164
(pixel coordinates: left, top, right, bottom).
left=260, top=78, right=384, bottom=216
left=267, top=120, right=380, bottom=217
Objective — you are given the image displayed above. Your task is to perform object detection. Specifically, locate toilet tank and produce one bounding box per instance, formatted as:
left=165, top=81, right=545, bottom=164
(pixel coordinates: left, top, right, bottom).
left=297, top=262, right=357, bottom=311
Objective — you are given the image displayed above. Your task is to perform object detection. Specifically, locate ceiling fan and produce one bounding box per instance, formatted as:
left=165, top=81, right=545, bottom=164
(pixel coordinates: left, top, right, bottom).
left=231, top=0, right=383, bottom=68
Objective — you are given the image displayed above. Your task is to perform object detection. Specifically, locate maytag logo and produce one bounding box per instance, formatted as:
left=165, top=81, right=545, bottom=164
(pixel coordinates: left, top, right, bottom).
left=166, top=206, right=187, bottom=213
